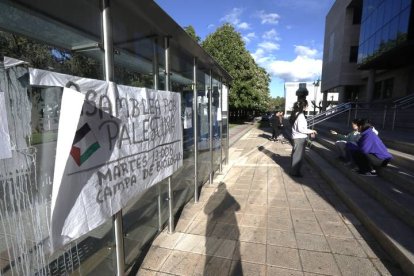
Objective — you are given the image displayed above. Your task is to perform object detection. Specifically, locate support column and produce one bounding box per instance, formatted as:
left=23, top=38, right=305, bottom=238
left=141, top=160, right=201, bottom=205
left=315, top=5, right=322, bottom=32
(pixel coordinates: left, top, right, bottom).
left=219, top=79, right=223, bottom=173
left=153, top=38, right=163, bottom=232
left=102, top=1, right=125, bottom=275
left=366, top=70, right=376, bottom=102
left=209, top=70, right=213, bottom=184
left=164, top=36, right=174, bottom=234
left=322, top=92, right=328, bottom=111
left=193, top=58, right=199, bottom=203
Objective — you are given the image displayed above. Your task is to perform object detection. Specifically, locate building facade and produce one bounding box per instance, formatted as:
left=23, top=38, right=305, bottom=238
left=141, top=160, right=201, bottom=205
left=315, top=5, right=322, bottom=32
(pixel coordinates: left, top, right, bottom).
left=321, top=0, right=414, bottom=105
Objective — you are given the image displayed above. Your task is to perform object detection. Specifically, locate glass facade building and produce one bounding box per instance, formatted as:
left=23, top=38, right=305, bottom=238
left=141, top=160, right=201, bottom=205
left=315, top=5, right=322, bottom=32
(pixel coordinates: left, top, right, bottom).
left=0, top=0, right=231, bottom=275
left=358, top=0, right=412, bottom=64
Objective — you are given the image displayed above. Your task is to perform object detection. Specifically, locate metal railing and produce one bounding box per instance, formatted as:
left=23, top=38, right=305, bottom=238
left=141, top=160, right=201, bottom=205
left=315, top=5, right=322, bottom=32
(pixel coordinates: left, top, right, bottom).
left=392, top=93, right=414, bottom=130
left=307, top=102, right=352, bottom=128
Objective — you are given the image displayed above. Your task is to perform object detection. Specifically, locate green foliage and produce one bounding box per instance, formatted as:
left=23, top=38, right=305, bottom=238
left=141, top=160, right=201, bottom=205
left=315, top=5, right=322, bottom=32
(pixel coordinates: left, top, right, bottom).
left=202, top=24, right=270, bottom=112
left=184, top=25, right=201, bottom=43
left=267, top=96, right=285, bottom=111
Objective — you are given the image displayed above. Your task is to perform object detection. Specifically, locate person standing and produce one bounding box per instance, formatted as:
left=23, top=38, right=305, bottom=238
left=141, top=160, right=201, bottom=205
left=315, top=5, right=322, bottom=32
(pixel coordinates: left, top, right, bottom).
left=289, top=100, right=317, bottom=177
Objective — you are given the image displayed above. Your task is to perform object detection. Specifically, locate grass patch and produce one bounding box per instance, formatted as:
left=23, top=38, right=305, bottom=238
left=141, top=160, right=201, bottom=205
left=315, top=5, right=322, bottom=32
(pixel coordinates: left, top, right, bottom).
left=31, top=131, right=58, bottom=145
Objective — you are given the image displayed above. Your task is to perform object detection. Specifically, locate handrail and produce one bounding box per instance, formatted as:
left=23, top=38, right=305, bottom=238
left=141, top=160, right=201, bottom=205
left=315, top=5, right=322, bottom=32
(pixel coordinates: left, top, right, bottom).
left=393, top=94, right=414, bottom=108
left=307, top=102, right=352, bottom=127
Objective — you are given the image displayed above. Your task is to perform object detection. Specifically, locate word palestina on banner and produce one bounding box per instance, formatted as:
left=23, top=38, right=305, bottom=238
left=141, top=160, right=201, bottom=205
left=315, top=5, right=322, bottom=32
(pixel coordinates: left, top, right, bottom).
left=29, top=69, right=183, bottom=251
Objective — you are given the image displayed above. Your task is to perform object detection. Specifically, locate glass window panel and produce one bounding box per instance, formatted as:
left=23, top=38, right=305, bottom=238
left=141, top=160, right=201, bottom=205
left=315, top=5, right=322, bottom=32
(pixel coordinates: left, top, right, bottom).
left=384, top=0, right=393, bottom=24
left=398, top=8, right=410, bottom=36
left=212, top=77, right=221, bottom=172
left=377, top=2, right=385, bottom=29
left=391, top=0, right=402, bottom=18
left=196, top=69, right=210, bottom=187
left=388, top=17, right=399, bottom=41
left=401, top=0, right=411, bottom=9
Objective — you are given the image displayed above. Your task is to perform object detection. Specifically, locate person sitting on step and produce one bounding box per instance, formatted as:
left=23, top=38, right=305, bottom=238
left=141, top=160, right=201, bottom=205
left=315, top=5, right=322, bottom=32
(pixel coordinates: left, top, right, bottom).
left=346, top=118, right=392, bottom=176
left=330, top=118, right=361, bottom=163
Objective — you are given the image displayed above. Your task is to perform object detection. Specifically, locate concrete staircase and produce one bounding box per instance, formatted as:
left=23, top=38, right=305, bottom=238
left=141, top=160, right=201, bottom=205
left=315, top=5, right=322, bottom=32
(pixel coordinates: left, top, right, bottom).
left=305, top=123, right=414, bottom=276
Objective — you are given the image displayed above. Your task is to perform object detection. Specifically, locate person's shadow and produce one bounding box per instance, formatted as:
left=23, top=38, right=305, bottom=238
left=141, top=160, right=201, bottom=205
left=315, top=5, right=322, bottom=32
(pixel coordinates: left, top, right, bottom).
left=203, top=182, right=242, bottom=275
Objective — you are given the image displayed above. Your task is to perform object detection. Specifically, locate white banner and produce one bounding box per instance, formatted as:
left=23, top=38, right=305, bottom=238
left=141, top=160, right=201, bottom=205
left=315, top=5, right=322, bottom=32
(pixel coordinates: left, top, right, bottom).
left=30, top=69, right=183, bottom=251
left=0, top=91, right=12, bottom=159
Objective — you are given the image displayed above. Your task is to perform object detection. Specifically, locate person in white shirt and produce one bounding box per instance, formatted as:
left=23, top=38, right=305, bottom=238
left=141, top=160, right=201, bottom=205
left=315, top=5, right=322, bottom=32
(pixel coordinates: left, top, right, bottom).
left=289, top=100, right=317, bottom=177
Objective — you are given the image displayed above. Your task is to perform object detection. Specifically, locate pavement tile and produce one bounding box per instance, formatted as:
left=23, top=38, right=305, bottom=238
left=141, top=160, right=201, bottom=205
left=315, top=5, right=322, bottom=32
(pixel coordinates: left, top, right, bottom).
left=151, top=231, right=183, bottom=249
left=210, top=223, right=239, bottom=240
left=267, top=266, right=304, bottom=276
left=267, top=229, right=297, bottom=248
left=159, top=251, right=202, bottom=275
left=267, top=207, right=290, bottom=218
left=268, top=198, right=289, bottom=207
left=229, top=261, right=266, bottom=276
left=174, top=218, right=192, bottom=233
left=245, top=204, right=268, bottom=216
left=174, top=233, right=206, bottom=254
left=314, top=210, right=342, bottom=224
left=326, top=237, right=367, bottom=257
left=290, top=208, right=317, bottom=222
left=334, top=254, right=380, bottom=276
left=240, top=214, right=267, bottom=228
left=239, top=226, right=267, bottom=244
left=299, top=250, right=341, bottom=275
left=136, top=269, right=156, bottom=275
left=267, top=217, right=293, bottom=231
left=293, top=219, right=323, bottom=235
left=295, top=233, right=330, bottom=252
left=267, top=245, right=301, bottom=270
left=186, top=219, right=216, bottom=236
left=319, top=221, right=354, bottom=238
left=193, top=256, right=232, bottom=276
left=140, top=247, right=171, bottom=271
left=233, top=241, right=266, bottom=264
left=211, top=239, right=237, bottom=259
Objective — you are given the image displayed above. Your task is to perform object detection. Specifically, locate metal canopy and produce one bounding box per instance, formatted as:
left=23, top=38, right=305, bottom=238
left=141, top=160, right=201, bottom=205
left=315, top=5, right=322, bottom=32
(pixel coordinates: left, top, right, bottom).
left=8, top=0, right=232, bottom=83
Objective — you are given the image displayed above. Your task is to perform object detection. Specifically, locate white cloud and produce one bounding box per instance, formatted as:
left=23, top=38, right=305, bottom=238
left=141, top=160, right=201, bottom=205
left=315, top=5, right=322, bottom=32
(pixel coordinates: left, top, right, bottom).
left=207, top=24, right=215, bottom=29
left=262, top=29, right=280, bottom=41
left=294, top=45, right=318, bottom=58
left=252, top=45, right=322, bottom=82
left=286, top=25, right=293, bottom=30
left=243, top=32, right=256, bottom=44
left=258, top=41, right=280, bottom=51
left=257, top=10, right=280, bottom=24
left=221, top=8, right=251, bottom=30
left=268, top=56, right=322, bottom=81
left=238, top=22, right=251, bottom=30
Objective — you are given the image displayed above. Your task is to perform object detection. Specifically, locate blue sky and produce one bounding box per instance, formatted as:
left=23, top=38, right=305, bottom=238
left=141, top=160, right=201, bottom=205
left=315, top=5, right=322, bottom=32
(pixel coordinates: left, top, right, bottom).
left=155, top=0, right=335, bottom=98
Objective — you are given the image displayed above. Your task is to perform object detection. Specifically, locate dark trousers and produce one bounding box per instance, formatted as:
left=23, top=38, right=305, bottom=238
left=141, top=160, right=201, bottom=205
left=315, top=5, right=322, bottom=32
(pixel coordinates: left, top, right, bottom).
left=351, top=151, right=390, bottom=172
left=290, top=138, right=306, bottom=175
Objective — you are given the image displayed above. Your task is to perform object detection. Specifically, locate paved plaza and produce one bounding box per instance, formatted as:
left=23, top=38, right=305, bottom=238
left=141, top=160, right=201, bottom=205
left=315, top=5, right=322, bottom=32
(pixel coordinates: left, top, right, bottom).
left=137, top=126, right=401, bottom=275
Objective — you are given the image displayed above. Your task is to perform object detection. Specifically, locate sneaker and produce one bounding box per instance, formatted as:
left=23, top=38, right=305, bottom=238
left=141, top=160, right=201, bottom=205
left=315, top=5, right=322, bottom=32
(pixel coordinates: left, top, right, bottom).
left=357, top=170, right=377, bottom=176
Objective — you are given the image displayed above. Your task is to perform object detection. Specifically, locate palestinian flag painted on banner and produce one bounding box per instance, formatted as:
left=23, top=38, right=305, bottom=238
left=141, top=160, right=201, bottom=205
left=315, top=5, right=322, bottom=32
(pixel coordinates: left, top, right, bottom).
left=70, top=123, right=100, bottom=166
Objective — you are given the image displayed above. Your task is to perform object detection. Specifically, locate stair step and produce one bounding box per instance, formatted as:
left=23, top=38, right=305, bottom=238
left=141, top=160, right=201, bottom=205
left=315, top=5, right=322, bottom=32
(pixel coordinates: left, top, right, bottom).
left=310, top=141, right=414, bottom=229
left=305, top=147, right=414, bottom=275
left=315, top=135, right=414, bottom=196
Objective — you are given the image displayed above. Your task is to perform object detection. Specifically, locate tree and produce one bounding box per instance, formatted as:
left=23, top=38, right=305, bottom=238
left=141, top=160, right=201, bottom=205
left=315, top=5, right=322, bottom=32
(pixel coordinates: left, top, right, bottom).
left=184, top=25, right=201, bottom=43
left=267, top=96, right=285, bottom=111
left=202, top=24, right=270, bottom=113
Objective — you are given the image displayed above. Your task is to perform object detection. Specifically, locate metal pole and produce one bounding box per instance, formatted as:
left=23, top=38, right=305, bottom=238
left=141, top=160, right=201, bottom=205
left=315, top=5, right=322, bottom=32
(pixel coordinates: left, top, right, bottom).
left=392, top=105, right=397, bottom=130
left=102, top=1, right=125, bottom=275
left=219, top=79, right=223, bottom=173
left=209, top=70, right=213, bottom=184
left=193, top=58, right=199, bottom=203
left=347, top=108, right=351, bottom=126
left=382, top=105, right=387, bottom=129
left=226, top=86, right=229, bottom=165
left=152, top=38, right=163, bottom=231
left=164, top=36, right=174, bottom=234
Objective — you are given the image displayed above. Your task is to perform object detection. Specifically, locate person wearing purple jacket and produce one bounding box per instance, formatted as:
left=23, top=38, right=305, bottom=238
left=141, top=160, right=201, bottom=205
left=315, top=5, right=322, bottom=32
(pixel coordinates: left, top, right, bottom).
left=347, top=119, right=392, bottom=176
